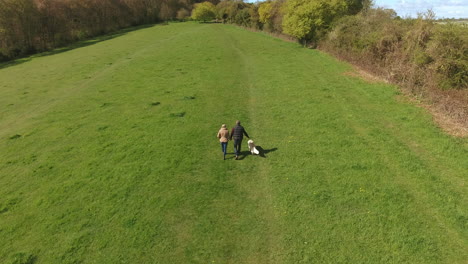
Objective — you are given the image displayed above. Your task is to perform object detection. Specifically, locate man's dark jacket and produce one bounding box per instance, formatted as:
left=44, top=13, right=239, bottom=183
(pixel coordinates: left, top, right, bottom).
left=230, top=125, right=249, bottom=140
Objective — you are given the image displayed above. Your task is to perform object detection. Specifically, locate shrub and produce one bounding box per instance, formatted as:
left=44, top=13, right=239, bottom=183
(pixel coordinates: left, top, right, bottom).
left=282, top=0, right=366, bottom=46
left=427, top=23, right=468, bottom=89
left=235, top=8, right=251, bottom=27
left=177, top=8, right=190, bottom=21
left=192, top=2, right=217, bottom=22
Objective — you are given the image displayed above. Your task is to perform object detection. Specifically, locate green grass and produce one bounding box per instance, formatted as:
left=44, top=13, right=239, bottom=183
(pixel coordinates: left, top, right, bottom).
left=0, top=22, right=467, bottom=263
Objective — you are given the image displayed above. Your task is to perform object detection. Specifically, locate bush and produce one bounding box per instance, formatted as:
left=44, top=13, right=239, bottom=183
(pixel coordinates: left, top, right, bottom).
left=192, top=2, right=217, bottom=22
left=177, top=8, right=190, bottom=21
left=427, top=24, right=468, bottom=89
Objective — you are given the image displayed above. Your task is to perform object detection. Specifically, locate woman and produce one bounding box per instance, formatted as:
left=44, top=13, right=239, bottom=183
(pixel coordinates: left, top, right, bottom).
left=217, top=124, right=229, bottom=160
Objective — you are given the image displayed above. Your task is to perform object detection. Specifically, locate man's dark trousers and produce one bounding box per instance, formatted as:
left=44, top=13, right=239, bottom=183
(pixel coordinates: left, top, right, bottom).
left=233, top=139, right=242, bottom=156
left=231, top=124, right=249, bottom=157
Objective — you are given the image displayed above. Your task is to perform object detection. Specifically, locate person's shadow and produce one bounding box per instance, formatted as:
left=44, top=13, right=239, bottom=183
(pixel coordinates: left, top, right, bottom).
left=238, top=146, right=278, bottom=159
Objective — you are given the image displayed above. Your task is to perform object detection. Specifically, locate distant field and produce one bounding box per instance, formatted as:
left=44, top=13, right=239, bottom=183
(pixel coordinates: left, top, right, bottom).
left=0, top=22, right=467, bottom=263
left=436, top=20, right=468, bottom=25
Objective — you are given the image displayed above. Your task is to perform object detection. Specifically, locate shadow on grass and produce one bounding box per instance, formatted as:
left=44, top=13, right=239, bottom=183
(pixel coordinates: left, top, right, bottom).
left=238, top=146, right=278, bottom=160
left=198, top=21, right=222, bottom=24
left=0, top=23, right=157, bottom=70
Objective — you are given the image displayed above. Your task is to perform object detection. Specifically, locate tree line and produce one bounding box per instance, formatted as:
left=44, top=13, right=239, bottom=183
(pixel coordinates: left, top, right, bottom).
left=191, top=0, right=370, bottom=45
left=0, top=0, right=221, bottom=61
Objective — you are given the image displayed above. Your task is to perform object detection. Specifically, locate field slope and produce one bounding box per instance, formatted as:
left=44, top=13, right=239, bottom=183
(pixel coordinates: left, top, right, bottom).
left=0, top=22, right=467, bottom=263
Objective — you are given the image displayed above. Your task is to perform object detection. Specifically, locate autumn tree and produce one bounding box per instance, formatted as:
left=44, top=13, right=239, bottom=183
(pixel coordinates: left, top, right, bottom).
left=282, top=0, right=364, bottom=45
left=216, top=0, right=239, bottom=23
left=248, top=3, right=261, bottom=29
left=176, top=8, right=190, bottom=20
left=257, top=0, right=285, bottom=32
left=191, top=1, right=216, bottom=22
left=258, top=1, right=272, bottom=24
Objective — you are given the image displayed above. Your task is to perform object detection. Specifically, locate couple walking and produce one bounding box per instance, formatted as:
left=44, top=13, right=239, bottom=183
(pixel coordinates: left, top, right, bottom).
left=217, top=120, right=250, bottom=160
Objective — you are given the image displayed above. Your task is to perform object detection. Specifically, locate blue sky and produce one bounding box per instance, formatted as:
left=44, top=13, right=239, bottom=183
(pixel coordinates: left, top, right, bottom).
left=244, top=0, right=468, bottom=18
left=375, top=0, right=468, bottom=18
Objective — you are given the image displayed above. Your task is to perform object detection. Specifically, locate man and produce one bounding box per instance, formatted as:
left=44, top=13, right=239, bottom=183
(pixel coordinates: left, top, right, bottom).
left=230, top=120, right=250, bottom=160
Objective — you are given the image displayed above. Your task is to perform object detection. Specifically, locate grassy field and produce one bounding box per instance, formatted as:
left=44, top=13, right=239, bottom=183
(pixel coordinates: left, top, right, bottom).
left=0, top=22, right=467, bottom=263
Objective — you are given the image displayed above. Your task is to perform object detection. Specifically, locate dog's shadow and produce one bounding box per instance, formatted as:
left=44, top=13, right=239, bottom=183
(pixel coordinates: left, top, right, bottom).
left=256, top=146, right=277, bottom=158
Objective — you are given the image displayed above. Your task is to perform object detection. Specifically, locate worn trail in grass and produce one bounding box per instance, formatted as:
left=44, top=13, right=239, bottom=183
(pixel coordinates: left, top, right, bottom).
left=0, top=22, right=466, bottom=263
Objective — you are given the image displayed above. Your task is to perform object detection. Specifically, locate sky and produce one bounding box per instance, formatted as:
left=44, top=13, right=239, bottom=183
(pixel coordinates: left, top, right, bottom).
left=244, top=0, right=468, bottom=19
left=374, top=0, right=468, bottom=18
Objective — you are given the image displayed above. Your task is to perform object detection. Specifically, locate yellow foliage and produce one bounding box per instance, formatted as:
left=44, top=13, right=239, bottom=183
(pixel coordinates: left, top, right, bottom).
left=258, top=2, right=273, bottom=24
left=191, top=2, right=216, bottom=22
